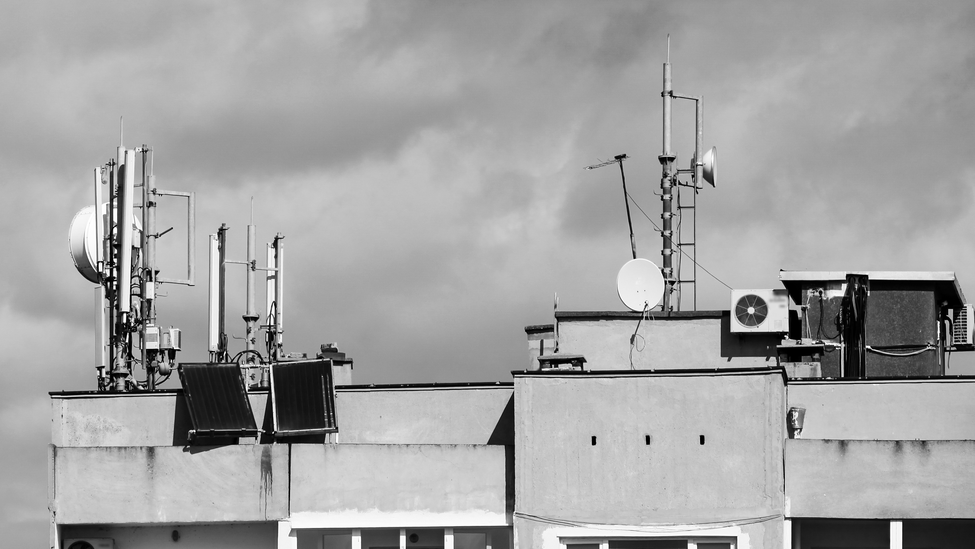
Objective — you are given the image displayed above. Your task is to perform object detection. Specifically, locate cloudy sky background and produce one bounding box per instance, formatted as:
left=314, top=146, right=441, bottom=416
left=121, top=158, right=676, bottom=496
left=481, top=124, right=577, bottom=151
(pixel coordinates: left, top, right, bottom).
left=3, top=1, right=975, bottom=544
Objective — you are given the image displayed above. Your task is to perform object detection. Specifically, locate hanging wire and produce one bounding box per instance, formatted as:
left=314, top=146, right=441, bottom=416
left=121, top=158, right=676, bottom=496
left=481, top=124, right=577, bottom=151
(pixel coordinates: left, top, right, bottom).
left=625, top=191, right=733, bottom=291
left=865, top=345, right=935, bottom=357
left=816, top=291, right=840, bottom=341
left=628, top=303, right=651, bottom=369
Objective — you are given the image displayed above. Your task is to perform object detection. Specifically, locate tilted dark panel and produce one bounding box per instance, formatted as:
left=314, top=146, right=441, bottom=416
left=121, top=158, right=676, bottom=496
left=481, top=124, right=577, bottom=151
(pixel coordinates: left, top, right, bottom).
left=178, top=363, right=258, bottom=439
left=271, top=359, right=338, bottom=435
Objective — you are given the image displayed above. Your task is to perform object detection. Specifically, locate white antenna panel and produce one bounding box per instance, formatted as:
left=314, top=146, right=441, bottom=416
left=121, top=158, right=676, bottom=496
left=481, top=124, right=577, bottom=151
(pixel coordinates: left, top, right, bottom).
left=68, top=203, right=142, bottom=284
left=616, top=258, right=665, bottom=312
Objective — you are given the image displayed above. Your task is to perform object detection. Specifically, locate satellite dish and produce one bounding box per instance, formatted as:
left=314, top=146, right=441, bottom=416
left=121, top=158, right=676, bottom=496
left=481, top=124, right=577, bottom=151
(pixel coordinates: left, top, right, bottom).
left=68, top=203, right=142, bottom=284
left=616, top=258, right=665, bottom=312
left=702, top=146, right=716, bottom=187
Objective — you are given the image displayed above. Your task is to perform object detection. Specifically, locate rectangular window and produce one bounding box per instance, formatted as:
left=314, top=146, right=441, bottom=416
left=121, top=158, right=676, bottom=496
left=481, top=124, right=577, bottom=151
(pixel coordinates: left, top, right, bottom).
left=564, top=539, right=733, bottom=549
left=609, top=541, right=687, bottom=549
left=322, top=533, right=353, bottom=549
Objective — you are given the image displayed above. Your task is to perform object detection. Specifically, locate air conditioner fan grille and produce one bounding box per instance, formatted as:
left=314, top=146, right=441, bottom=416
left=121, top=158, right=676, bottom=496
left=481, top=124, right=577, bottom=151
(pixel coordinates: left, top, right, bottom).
left=735, top=294, right=768, bottom=327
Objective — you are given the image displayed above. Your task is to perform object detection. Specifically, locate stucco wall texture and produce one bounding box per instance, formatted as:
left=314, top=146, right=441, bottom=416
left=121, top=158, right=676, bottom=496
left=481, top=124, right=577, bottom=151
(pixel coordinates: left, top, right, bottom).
left=786, top=439, right=975, bottom=519
left=513, top=370, right=786, bottom=547
left=52, top=385, right=514, bottom=448
left=52, top=444, right=290, bottom=524
left=290, top=444, right=511, bottom=523
left=555, top=314, right=779, bottom=371
left=787, top=379, right=975, bottom=440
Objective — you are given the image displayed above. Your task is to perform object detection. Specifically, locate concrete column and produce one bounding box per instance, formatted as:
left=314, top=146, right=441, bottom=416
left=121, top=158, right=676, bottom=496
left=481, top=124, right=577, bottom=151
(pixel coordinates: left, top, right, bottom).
left=277, top=521, right=297, bottom=549
left=352, top=529, right=362, bottom=549
left=49, top=444, right=60, bottom=549
left=486, top=532, right=493, bottom=549
left=400, top=529, right=407, bottom=549
left=783, top=519, right=792, bottom=549
left=445, top=528, right=454, bottom=549
left=890, top=520, right=903, bottom=549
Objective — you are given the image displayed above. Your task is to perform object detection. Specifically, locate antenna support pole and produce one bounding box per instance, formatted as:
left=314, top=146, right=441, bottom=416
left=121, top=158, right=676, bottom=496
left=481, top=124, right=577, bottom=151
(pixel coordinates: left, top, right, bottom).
left=616, top=155, right=637, bottom=260
left=659, top=58, right=676, bottom=312
left=243, top=218, right=259, bottom=363
left=113, top=148, right=137, bottom=391
left=266, top=234, right=285, bottom=361
left=218, top=224, right=229, bottom=358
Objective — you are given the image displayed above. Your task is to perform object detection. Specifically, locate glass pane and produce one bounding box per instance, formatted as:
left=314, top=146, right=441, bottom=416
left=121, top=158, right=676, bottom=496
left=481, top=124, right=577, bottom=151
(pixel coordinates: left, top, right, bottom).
left=799, top=519, right=888, bottom=548
left=455, top=533, right=487, bottom=549
left=405, top=528, right=445, bottom=549
left=610, top=541, right=687, bottom=549
left=322, top=533, right=353, bottom=549
left=904, top=519, right=975, bottom=548
left=361, top=528, right=401, bottom=549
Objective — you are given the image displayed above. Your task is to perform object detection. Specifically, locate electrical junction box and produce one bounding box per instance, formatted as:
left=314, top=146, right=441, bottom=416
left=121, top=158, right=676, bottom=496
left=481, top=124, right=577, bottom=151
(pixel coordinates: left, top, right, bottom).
left=144, top=325, right=161, bottom=350
left=731, top=289, right=790, bottom=333
left=161, top=327, right=182, bottom=351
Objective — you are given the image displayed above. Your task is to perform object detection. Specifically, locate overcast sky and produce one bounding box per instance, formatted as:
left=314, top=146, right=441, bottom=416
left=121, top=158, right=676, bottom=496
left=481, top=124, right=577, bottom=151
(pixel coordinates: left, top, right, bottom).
left=3, top=1, right=975, bottom=544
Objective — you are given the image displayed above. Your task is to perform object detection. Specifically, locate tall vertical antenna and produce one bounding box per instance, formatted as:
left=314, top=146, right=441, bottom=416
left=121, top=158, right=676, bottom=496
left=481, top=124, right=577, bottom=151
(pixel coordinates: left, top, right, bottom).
left=243, top=198, right=259, bottom=367
left=656, top=37, right=717, bottom=311
left=658, top=36, right=676, bottom=312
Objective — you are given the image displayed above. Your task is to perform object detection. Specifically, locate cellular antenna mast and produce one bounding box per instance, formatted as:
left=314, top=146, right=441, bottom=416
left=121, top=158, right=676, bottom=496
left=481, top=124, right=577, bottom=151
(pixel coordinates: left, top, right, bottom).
left=658, top=35, right=717, bottom=311
left=208, top=199, right=286, bottom=389
left=69, top=123, right=196, bottom=391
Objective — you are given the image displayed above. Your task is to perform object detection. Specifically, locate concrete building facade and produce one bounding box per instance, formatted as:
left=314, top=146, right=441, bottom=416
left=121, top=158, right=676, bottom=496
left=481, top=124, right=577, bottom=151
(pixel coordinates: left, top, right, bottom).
left=51, top=271, right=975, bottom=549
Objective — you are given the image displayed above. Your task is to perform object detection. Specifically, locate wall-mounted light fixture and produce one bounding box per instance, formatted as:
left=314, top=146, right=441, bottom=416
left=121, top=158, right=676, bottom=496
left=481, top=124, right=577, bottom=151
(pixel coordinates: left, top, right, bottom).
left=788, top=407, right=806, bottom=439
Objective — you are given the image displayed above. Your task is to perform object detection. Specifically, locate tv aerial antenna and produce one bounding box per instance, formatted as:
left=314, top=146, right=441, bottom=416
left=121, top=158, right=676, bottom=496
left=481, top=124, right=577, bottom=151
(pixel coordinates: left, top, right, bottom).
left=586, top=153, right=637, bottom=260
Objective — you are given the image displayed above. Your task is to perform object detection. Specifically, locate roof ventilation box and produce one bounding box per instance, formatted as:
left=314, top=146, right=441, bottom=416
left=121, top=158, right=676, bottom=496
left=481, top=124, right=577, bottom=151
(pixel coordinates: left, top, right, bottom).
left=731, top=289, right=789, bottom=333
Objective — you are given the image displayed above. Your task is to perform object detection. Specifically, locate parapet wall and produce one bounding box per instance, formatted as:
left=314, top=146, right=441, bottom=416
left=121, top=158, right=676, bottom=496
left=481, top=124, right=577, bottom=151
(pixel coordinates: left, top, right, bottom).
left=553, top=311, right=779, bottom=371
left=51, top=383, right=514, bottom=447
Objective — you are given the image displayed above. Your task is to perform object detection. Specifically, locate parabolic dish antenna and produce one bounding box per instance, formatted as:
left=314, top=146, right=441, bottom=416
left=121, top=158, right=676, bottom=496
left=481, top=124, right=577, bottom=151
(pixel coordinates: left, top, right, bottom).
left=69, top=203, right=141, bottom=284
left=616, top=258, right=665, bottom=312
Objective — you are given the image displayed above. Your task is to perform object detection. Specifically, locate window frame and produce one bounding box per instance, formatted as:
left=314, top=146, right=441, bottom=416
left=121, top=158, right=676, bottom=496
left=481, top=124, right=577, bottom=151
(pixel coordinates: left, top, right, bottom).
left=561, top=536, right=738, bottom=549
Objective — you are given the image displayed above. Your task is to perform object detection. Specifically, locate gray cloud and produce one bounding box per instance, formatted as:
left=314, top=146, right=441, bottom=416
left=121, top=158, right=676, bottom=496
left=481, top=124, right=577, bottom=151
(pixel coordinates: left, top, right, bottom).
left=5, top=2, right=975, bottom=545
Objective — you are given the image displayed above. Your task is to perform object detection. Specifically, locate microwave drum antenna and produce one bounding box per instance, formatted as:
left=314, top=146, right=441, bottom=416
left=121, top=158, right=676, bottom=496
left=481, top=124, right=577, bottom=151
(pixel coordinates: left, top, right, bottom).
left=69, top=203, right=142, bottom=283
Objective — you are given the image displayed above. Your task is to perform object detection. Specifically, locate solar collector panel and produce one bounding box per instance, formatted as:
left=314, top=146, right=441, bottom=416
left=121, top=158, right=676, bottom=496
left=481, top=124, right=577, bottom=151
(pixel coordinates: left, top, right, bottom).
left=271, top=359, right=338, bottom=436
left=178, top=363, right=259, bottom=440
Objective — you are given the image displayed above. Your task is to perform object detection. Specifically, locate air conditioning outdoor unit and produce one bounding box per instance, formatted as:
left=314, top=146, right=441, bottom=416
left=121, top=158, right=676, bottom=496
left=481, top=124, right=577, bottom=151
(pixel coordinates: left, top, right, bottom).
left=953, top=304, right=974, bottom=347
left=731, top=289, right=789, bottom=333
left=64, top=540, right=114, bottom=549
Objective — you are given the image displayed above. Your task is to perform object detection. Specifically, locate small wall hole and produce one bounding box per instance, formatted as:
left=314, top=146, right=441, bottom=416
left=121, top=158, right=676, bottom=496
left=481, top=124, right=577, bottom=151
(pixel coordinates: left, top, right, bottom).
left=699, top=435, right=706, bottom=445
left=645, top=435, right=651, bottom=445
left=591, top=436, right=597, bottom=446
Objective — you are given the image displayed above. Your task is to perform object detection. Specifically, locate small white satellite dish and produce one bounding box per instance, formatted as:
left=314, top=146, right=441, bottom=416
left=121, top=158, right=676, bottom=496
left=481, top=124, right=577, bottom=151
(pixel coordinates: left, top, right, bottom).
left=69, top=203, right=142, bottom=284
left=616, top=258, right=665, bottom=312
